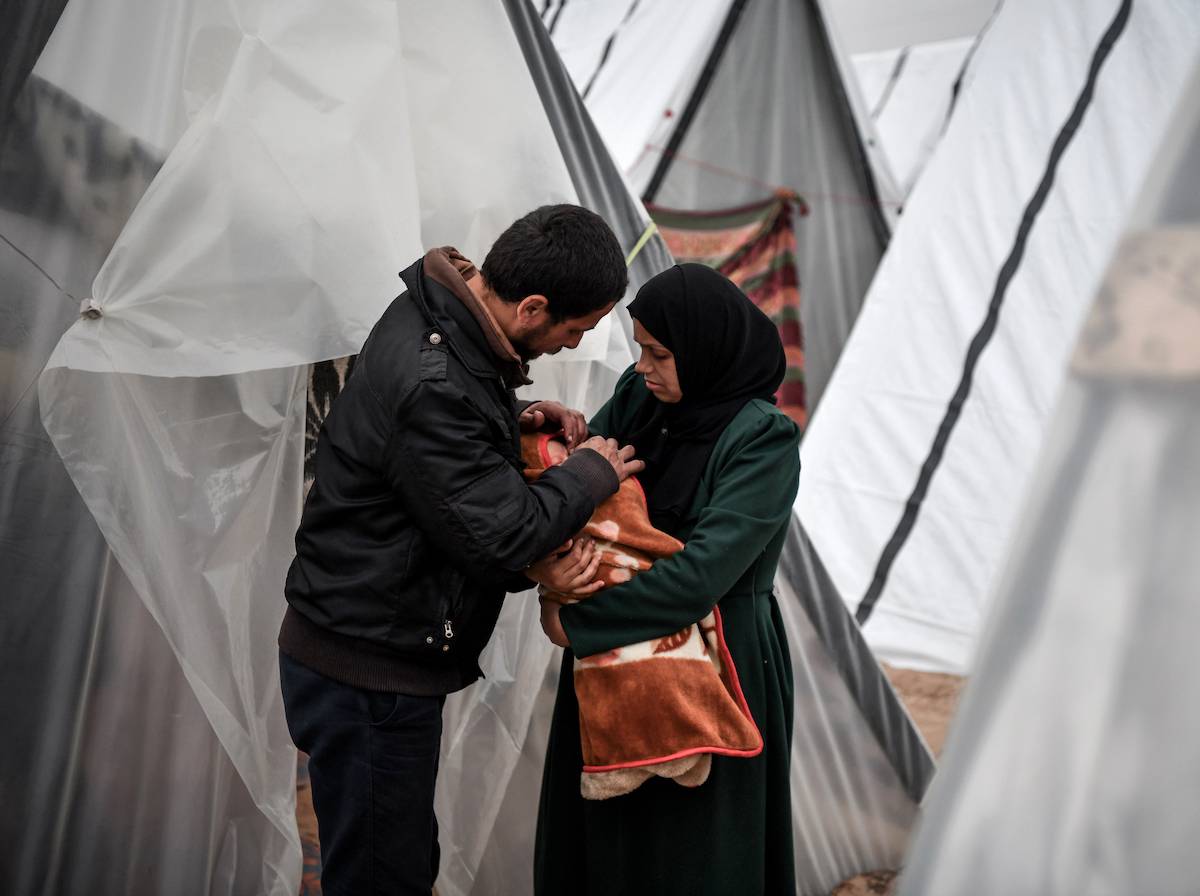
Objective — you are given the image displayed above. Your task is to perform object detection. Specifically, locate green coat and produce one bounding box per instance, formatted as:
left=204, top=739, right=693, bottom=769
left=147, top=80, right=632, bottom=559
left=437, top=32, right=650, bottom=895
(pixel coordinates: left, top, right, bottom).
left=535, top=367, right=800, bottom=896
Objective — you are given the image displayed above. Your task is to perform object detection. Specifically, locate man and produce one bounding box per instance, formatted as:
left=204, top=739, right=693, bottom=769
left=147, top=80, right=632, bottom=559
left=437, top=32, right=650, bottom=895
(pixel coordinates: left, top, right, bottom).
left=279, top=204, right=641, bottom=894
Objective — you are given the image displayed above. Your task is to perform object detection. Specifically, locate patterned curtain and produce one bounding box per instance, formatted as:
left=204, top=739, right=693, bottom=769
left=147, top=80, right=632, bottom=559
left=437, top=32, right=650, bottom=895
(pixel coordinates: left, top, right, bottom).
left=649, top=192, right=809, bottom=427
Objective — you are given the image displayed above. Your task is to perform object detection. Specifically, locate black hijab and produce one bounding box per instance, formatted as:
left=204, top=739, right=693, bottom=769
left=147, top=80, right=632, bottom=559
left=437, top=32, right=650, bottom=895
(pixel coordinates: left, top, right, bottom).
left=625, top=263, right=786, bottom=533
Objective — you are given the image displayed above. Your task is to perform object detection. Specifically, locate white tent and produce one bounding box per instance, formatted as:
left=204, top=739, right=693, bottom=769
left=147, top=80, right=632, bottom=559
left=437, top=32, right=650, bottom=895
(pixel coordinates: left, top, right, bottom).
left=852, top=36, right=976, bottom=198
left=797, top=0, right=1200, bottom=675
left=898, top=57, right=1200, bottom=894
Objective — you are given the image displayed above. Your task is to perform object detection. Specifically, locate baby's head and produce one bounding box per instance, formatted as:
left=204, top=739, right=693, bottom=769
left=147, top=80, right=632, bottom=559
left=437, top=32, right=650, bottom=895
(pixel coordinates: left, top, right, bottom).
left=544, top=437, right=570, bottom=465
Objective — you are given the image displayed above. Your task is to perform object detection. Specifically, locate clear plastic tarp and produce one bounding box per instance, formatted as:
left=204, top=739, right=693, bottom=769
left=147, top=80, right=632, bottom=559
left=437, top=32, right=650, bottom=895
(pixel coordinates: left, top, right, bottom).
left=7, top=1, right=931, bottom=893
left=14, top=2, right=608, bottom=892
left=897, top=57, right=1200, bottom=895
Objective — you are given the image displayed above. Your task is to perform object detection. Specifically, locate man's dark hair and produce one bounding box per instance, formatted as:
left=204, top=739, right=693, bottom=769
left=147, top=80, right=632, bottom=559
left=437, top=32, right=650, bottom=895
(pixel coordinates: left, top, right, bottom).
left=481, top=204, right=628, bottom=321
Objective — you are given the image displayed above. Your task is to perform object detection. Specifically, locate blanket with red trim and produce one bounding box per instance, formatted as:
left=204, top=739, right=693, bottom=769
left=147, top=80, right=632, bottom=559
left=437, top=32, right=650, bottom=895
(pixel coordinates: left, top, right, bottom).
left=524, top=433, right=762, bottom=800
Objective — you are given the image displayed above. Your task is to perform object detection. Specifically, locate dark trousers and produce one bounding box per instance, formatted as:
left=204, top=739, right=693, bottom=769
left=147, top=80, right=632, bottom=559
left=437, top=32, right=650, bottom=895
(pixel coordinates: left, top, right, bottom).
left=279, top=652, right=445, bottom=896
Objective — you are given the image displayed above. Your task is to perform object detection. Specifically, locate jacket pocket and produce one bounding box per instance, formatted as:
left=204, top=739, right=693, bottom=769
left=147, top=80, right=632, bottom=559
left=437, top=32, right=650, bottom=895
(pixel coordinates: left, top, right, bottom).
left=449, top=463, right=526, bottom=550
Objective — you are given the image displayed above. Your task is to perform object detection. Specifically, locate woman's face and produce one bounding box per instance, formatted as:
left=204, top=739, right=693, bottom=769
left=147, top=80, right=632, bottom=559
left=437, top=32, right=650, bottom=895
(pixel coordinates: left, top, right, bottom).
left=633, top=319, right=682, bottom=403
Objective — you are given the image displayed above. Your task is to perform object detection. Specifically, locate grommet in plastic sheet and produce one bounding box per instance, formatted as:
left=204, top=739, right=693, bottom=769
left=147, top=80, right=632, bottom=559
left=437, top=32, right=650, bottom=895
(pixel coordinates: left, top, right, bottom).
left=429, top=332, right=442, bottom=345
left=79, top=298, right=103, bottom=320
left=425, top=636, right=434, bottom=644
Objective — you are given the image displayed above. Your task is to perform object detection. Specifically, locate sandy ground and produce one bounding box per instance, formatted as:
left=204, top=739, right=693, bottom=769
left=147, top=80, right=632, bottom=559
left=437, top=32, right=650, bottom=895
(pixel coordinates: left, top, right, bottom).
left=882, top=664, right=966, bottom=758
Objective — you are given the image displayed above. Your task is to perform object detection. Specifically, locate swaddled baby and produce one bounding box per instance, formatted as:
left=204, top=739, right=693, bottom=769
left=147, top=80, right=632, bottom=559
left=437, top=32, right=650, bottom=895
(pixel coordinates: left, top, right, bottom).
left=522, top=433, right=762, bottom=800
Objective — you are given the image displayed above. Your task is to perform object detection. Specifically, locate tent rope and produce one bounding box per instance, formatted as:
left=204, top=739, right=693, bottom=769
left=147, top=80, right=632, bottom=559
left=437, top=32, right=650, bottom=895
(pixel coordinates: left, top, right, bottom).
left=624, top=219, right=659, bottom=267
left=640, top=142, right=904, bottom=210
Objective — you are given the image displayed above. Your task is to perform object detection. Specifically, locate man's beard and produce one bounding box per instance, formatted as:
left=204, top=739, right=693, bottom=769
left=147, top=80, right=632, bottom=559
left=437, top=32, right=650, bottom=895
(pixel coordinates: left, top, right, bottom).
left=510, top=337, right=540, bottom=362
left=511, top=321, right=557, bottom=362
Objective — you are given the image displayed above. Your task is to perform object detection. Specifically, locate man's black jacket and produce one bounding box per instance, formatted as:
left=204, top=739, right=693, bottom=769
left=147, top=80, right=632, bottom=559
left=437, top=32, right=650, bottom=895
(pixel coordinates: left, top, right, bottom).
left=280, top=254, right=617, bottom=695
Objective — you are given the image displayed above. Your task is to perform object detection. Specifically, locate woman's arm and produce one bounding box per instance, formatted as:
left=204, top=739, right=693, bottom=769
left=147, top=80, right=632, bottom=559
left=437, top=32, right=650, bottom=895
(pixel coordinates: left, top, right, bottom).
left=559, top=407, right=800, bottom=657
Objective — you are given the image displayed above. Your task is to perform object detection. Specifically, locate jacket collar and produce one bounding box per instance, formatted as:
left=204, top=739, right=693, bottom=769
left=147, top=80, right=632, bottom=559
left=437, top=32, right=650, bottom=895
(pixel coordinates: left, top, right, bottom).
left=400, top=248, right=532, bottom=388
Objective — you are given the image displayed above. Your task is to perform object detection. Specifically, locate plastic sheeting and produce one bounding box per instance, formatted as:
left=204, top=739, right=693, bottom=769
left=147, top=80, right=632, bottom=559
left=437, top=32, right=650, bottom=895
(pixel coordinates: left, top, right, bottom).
left=1, top=4, right=290, bottom=890
left=7, top=2, right=932, bottom=894
left=13, top=1, right=632, bottom=892
left=896, top=59, right=1200, bottom=895
left=797, top=0, right=1200, bottom=675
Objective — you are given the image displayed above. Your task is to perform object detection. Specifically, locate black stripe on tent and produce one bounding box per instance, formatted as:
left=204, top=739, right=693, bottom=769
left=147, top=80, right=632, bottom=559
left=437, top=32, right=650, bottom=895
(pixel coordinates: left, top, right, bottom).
left=581, top=0, right=641, bottom=100
left=855, top=0, right=1134, bottom=626
left=870, top=46, right=910, bottom=121
left=547, top=0, right=568, bottom=36
left=941, top=0, right=1006, bottom=136
left=641, top=0, right=750, bottom=204
left=810, top=0, right=893, bottom=241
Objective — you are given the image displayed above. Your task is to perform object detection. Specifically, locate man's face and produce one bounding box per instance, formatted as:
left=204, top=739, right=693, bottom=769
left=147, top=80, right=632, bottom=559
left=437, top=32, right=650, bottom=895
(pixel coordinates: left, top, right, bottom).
left=512, top=299, right=617, bottom=360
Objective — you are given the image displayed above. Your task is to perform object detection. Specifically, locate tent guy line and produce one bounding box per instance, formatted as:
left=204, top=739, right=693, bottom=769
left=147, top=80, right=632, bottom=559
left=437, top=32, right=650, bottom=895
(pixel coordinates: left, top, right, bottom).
left=641, top=142, right=905, bottom=209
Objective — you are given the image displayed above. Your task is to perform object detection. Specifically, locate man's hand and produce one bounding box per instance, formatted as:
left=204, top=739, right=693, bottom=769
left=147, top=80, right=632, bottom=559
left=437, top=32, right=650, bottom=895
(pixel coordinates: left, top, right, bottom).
left=576, top=436, right=645, bottom=483
left=526, top=537, right=605, bottom=596
left=539, top=596, right=570, bottom=648
left=519, top=401, right=588, bottom=447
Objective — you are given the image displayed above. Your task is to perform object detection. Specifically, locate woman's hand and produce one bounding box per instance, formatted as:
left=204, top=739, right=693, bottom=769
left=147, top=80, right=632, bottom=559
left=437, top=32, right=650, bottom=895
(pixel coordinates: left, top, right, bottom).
left=518, top=400, right=588, bottom=448
left=526, top=537, right=605, bottom=596
left=539, top=596, right=570, bottom=648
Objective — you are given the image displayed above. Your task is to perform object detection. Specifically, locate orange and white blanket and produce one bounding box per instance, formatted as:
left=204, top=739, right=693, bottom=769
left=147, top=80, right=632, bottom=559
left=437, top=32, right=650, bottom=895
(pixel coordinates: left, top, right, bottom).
left=523, top=434, right=762, bottom=800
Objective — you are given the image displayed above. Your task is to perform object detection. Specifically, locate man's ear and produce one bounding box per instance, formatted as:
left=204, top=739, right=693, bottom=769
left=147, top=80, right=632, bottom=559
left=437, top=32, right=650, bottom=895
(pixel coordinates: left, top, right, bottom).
left=516, top=296, right=552, bottom=335
left=515, top=294, right=550, bottom=322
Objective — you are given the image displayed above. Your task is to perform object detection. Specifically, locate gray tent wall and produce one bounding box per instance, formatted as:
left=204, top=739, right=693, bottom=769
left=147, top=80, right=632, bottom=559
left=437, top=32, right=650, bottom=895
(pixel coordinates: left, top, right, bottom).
left=0, top=32, right=279, bottom=896
left=0, top=0, right=69, bottom=140
left=643, top=0, right=891, bottom=414
left=896, top=61, right=1200, bottom=895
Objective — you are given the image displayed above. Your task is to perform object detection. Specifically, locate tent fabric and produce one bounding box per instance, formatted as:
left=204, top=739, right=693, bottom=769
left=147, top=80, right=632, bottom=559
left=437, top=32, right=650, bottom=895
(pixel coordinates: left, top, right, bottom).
left=797, top=0, right=1200, bottom=675
left=773, top=521, right=933, bottom=820
left=543, top=0, right=733, bottom=194
left=639, top=0, right=890, bottom=415
left=649, top=194, right=809, bottom=425
left=851, top=36, right=976, bottom=198
left=896, top=59, right=1200, bottom=895
left=550, top=0, right=891, bottom=415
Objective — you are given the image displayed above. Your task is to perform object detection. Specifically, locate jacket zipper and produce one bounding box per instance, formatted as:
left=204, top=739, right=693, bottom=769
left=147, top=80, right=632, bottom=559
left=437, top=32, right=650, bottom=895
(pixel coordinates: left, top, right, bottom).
left=444, top=620, right=454, bottom=640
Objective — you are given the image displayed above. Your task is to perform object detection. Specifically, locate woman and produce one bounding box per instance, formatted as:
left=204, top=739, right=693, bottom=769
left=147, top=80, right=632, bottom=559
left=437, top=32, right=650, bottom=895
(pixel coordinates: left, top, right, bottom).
left=534, top=263, right=801, bottom=895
